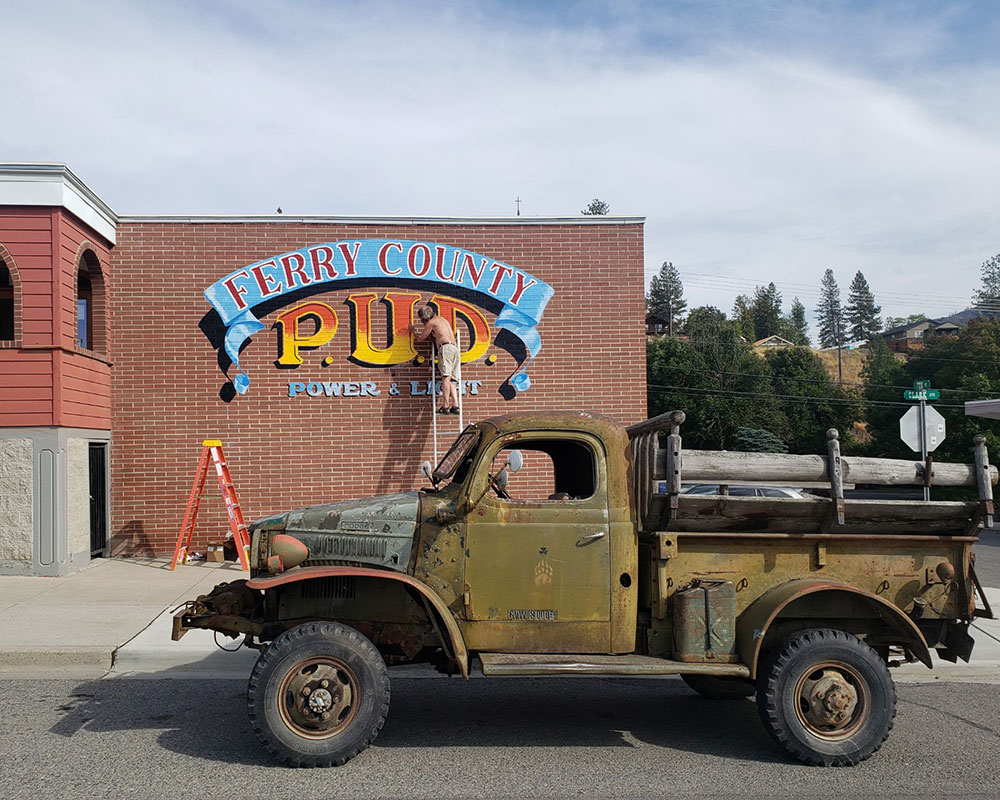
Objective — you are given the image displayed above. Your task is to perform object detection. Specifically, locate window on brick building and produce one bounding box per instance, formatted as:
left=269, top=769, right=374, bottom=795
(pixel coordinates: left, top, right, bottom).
left=76, top=251, right=105, bottom=353
left=0, top=261, right=13, bottom=341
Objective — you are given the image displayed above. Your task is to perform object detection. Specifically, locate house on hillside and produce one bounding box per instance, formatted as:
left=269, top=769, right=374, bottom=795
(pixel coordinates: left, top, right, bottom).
left=878, top=308, right=996, bottom=353
left=645, top=313, right=670, bottom=335
left=752, top=335, right=795, bottom=348
left=879, top=319, right=955, bottom=353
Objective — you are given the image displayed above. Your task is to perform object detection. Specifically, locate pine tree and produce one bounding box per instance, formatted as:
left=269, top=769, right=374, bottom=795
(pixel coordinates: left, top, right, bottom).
left=646, top=261, right=687, bottom=334
left=973, top=253, right=1000, bottom=306
left=816, top=269, right=843, bottom=348
left=845, top=271, right=883, bottom=340
left=751, top=282, right=783, bottom=340
left=784, top=297, right=810, bottom=345
left=733, top=427, right=788, bottom=453
left=581, top=198, right=610, bottom=215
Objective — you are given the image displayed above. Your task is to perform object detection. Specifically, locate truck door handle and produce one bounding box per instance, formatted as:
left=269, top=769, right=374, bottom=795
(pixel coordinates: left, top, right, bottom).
left=576, top=531, right=606, bottom=547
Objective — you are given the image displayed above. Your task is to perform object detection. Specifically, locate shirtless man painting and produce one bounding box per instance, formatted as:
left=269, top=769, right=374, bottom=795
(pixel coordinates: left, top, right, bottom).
left=410, top=305, right=460, bottom=413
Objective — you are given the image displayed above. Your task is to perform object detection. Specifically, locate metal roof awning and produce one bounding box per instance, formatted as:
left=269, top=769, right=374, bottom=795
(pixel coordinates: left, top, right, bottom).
left=965, top=400, right=1000, bottom=419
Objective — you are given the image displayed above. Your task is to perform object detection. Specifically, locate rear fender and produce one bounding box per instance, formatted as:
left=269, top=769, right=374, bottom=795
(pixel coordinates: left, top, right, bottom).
left=247, top=566, right=469, bottom=678
left=736, top=578, right=932, bottom=679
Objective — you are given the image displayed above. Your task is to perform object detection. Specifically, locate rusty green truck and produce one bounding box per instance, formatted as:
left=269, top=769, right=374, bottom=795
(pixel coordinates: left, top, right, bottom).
left=173, top=410, right=995, bottom=767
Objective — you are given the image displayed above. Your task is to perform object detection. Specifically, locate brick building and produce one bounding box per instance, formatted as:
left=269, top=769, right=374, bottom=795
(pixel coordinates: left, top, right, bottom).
left=0, top=164, right=647, bottom=575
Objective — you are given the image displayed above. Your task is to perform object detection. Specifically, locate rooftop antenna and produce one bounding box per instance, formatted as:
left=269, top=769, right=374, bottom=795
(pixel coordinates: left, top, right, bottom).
left=515, top=196, right=521, bottom=216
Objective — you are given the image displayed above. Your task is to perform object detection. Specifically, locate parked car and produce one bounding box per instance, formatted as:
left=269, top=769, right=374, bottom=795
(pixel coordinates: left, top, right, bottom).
left=675, top=483, right=806, bottom=498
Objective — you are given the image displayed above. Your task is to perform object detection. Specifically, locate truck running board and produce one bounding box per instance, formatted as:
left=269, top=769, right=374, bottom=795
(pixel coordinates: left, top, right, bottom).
left=477, top=653, right=751, bottom=678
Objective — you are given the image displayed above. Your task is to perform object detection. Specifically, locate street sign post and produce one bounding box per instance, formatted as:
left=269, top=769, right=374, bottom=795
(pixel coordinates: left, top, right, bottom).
left=900, top=402, right=946, bottom=500
left=903, top=389, right=940, bottom=401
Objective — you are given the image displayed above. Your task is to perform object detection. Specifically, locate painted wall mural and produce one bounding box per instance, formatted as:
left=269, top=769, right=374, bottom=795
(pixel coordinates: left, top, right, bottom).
left=202, top=239, right=554, bottom=398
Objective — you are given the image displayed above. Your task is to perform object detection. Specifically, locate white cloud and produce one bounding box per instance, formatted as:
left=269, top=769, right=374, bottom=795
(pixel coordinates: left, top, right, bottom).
left=1, top=1, right=999, bottom=320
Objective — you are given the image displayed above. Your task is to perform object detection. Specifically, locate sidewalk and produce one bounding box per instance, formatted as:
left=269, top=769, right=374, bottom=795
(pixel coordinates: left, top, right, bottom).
left=0, top=557, right=255, bottom=679
left=0, top=557, right=997, bottom=682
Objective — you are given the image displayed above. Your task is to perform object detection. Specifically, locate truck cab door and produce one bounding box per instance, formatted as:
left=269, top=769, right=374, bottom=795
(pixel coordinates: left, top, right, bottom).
left=462, top=431, right=612, bottom=653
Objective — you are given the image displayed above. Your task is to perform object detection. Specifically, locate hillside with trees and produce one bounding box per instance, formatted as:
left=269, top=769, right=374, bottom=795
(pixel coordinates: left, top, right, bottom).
left=646, top=262, right=1000, bottom=462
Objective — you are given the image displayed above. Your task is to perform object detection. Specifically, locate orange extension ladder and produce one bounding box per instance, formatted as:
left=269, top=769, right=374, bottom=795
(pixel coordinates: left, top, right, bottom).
left=169, top=440, right=251, bottom=571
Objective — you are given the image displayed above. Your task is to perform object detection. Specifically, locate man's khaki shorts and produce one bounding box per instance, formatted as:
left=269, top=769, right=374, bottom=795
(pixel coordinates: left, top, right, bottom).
left=437, top=342, right=460, bottom=379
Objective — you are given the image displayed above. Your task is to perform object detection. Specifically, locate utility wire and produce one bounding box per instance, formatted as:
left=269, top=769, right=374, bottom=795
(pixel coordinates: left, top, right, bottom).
left=649, top=332, right=1000, bottom=367
left=678, top=271, right=997, bottom=308
left=656, top=364, right=999, bottom=398
left=647, top=383, right=970, bottom=410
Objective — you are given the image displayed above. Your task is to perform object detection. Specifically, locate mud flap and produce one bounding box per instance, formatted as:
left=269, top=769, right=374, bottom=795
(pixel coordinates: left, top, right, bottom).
left=940, top=622, right=976, bottom=663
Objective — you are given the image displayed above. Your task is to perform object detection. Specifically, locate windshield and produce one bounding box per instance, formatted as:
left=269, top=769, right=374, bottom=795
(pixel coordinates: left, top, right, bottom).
left=433, top=428, right=479, bottom=483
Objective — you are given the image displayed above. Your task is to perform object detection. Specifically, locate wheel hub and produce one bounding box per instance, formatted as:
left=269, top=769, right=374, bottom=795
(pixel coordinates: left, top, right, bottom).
left=799, top=667, right=860, bottom=732
left=307, top=687, right=334, bottom=714
left=277, top=658, right=358, bottom=739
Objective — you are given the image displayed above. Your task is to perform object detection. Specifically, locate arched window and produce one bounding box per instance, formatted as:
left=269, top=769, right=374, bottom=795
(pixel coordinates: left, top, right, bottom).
left=0, top=259, right=13, bottom=341
left=76, top=249, right=106, bottom=353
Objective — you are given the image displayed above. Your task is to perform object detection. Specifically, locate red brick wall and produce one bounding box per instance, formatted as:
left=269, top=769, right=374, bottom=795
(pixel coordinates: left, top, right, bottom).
left=109, top=221, right=646, bottom=556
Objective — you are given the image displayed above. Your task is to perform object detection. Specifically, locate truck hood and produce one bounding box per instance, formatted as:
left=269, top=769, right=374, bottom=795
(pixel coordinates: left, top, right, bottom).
left=283, top=492, right=419, bottom=572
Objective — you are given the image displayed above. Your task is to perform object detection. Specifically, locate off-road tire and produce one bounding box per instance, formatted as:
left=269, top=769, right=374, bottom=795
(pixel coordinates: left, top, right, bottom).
left=247, top=621, right=390, bottom=767
left=756, top=628, right=895, bottom=767
left=681, top=673, right=755, bottom=699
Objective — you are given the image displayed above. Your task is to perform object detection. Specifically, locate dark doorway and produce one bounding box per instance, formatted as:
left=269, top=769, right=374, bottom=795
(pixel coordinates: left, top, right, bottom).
left=89, top=443, right=108, bottom=556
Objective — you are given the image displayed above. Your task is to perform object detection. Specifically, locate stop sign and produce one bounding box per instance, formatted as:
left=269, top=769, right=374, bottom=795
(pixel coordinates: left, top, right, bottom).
left=899, top=405, right=946, bottom=452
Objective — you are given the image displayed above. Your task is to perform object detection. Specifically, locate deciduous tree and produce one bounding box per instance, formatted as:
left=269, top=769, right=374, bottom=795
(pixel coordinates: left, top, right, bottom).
left=764, top=347, right=859, bottom=453
left=751, top=282, right=783, bottom=341
left=647, top=307, right=778, bottom=449
left=973, top=253, right=1000, bottom=306
left=731, top=295, right=754, bottom=341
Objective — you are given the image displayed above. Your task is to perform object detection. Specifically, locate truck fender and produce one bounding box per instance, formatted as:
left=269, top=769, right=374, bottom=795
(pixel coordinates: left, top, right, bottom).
left=736, top=578, right=932, bottom=679
left=246, top=566, right=469, bottom=678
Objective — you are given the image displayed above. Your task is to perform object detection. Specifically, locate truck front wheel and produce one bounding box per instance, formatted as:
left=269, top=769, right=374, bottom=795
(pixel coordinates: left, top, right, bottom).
left=247, top=621, right=390, bottom=767
left=756, top=628, right=896, bottom=766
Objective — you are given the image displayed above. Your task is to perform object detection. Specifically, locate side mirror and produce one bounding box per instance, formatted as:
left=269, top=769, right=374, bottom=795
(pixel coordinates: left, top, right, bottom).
left=421, top=460, right=435, bottom=484
left=507, top=450, right=523, bottom=473
left=495, top=470, right=509, bottom=491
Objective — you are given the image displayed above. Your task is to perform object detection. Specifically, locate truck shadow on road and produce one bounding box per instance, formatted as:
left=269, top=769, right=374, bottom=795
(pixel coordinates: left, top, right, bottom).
left=50, top=675, right=782, bottom=766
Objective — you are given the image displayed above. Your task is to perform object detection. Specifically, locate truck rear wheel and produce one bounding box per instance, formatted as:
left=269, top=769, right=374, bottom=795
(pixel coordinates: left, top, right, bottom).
left=756, top=628, right=895, bottom=767
left=681, top=674, right=755, bottom=699
left=247, top=621, right=390, bottom=767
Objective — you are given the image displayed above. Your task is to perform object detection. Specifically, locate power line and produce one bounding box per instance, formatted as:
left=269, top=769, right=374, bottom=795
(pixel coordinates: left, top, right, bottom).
left=649, top=332, right=1000, bottom=368
left=677, top=271, right=993, bottom=308
left=678, top=276, right=1000, bottom=316
left=657, top=364, right=998, bottom=398
left=647, top=383, right=970, bottom=410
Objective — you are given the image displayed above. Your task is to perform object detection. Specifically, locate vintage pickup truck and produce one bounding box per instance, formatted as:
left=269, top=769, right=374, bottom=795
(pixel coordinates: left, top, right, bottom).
left=173, top=410, right=996, bottom=767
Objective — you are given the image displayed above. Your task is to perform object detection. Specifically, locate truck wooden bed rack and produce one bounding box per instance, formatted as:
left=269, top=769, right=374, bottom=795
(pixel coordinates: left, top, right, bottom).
left=627, top=410, right=997, bottom=536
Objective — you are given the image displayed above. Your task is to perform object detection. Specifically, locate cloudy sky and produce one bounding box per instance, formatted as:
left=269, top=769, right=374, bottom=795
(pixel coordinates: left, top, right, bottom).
left=3, top=0, right=999, bottom=325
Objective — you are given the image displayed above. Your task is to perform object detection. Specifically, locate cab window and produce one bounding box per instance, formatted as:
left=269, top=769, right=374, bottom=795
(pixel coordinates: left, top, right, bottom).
left=489, top=439, right=596, bottom=502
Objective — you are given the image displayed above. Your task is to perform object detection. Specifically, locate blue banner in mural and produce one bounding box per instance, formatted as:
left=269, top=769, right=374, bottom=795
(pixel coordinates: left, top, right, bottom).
left=204, top=239, right=554, bottom=394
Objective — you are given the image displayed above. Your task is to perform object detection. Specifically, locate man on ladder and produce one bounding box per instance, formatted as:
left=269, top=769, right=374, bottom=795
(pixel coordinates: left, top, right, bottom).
left=410, top=304, right=461, bottom=415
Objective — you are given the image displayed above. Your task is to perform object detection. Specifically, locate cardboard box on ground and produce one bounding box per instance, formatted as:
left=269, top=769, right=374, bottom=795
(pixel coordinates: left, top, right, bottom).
left=207, top=534, right=239, bottom=562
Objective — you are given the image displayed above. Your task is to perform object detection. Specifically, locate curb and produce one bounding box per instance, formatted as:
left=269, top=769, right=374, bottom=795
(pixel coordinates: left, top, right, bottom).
left=0, top=645, right=114, bottom=668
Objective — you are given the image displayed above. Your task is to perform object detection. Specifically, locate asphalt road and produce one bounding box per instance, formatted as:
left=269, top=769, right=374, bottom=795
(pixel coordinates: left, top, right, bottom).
left=4, top=676, right=1000, bottom=800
